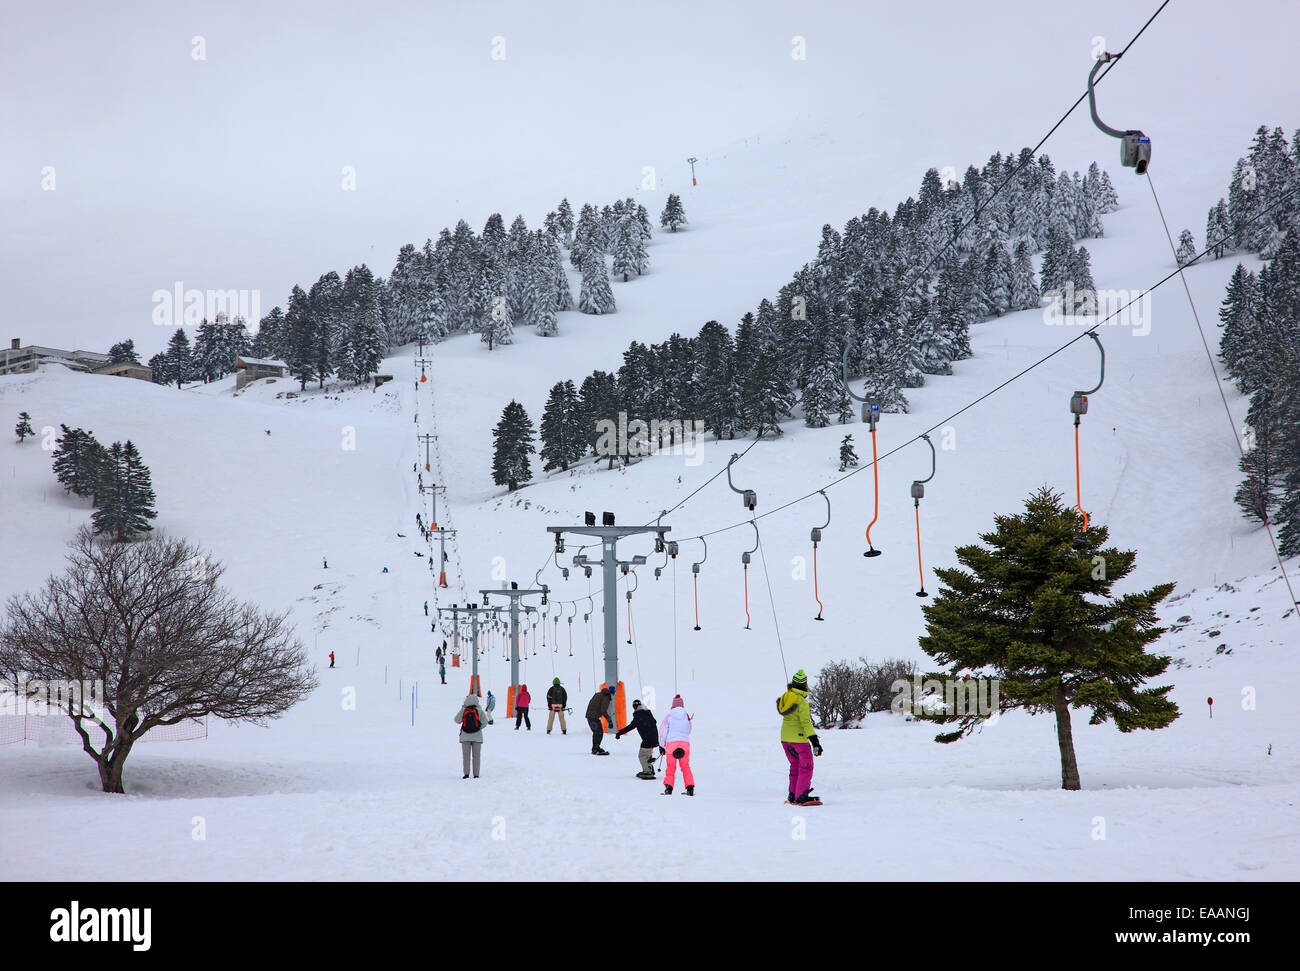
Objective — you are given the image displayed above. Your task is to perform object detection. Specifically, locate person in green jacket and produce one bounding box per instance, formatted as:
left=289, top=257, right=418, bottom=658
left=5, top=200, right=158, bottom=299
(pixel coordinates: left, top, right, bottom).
left=777, top=669, right=823, bottom=806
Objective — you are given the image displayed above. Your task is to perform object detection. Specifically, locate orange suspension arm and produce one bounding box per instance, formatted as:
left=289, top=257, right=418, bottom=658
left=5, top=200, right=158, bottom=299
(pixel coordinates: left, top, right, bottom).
left=813, top=545, right=824, bottom=620
left=1075, top=423, right=1089, bottom=531
left=866, top=426, right=880, bottom=547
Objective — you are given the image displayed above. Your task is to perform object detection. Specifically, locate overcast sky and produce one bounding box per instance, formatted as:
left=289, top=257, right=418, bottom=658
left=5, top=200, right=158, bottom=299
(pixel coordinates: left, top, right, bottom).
left=2, top=0, right=1296, bottom=356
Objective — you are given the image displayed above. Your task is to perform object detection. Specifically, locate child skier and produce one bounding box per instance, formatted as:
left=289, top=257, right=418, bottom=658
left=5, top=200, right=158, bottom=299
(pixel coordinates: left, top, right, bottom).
left=658, top=695, right=694, bottom=795
left=777, top=669, right=823, bottom=806
left=485, top=690, right=496, bottom=725
left=546, top=677, right=568, bottom=734
left=439, top=659, right=446, bottom=685
left=515, top=684, right=532, bottom=730
left=455, top=693, right=486, bottom=778
left=615, top=699, right=659, bottom=779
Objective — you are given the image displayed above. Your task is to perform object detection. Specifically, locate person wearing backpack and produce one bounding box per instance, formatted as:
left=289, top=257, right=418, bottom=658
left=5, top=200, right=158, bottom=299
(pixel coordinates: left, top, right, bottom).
left=514, top=684, right=532, bottom=730
left=658, top=695, right=694, bottom=795
left=455, top=693, right=486, bottom=778
left=777, top=669, right=823, bottom=806
left=615, top=699, right=659, bottom=779
left=485, top=690, right=496, bottom=725
left=546, top=678, right=568, bottom=734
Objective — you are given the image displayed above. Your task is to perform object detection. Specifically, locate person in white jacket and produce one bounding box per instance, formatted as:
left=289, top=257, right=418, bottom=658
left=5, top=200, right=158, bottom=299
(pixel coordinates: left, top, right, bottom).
left=658, top=694, right=695, bottom=795
left=455, top=694, right=486, bottom=779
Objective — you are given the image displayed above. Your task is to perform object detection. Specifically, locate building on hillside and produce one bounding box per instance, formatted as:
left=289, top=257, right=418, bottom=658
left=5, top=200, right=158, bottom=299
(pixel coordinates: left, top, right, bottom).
left=234, top=356, right=288, bottom=390
left=0, top=338, right=110, bottom=376
left=91, top=361, right=153, bottom=382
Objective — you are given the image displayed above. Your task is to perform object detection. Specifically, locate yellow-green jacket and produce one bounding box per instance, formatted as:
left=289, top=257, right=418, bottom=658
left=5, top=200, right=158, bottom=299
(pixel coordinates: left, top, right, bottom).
left=777, top=688, right=815, bottom=743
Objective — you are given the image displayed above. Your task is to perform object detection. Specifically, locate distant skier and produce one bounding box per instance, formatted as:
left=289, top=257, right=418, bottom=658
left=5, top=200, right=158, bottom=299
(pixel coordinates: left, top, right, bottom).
left=329, top=651, right=335, bottom=669
left=323, top=557, right=328, bottom=569
left=485, top=690, right=496, bottom=725
left=439, top=658, right=446, bottom=685
left=777, top=669, right=822, bottom=806
left=382, top=566, right=389, bottom=573
left=659, top=695, right=694, bottom=795
left=546, top=678, right=568, bottom=734
left=424, top=600, right=429, bottom=616
left=615, top=699, right=659, bottom=779
left=455, top=693, right=486, bottom=779
left=585, top=686, right=616, bottom=755
left=514, top=684, right=532, bottom=730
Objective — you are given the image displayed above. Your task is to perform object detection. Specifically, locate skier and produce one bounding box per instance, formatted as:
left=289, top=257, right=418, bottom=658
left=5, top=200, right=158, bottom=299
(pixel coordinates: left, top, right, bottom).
left=546, top=677, right=568, bottom=734
left=455, top=693, right=486, bottom=779
left=382, top=566, right=389, bottom=573
left=485, top=690, right=496, bottom=725
left=777, top=669, right=823, bottom=806
left=323, top=557, right=328, bottom=569
left=615, top=699, right=659, bottom=779
left=435, top=643, right=444, bottom=665
left=439, top=658, right=447, bottom=685
left=585, top=686, right=616, bottom=755
left=329, top=651, right=335, bottom=669
left=514, top=684, right=532, bottom=730
left=659, top=694, right=694, bottom=795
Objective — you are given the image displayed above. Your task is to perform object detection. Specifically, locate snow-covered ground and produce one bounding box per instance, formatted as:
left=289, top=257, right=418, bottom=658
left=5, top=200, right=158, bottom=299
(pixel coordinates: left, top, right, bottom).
left=3, top=107, right=1299, bottom=880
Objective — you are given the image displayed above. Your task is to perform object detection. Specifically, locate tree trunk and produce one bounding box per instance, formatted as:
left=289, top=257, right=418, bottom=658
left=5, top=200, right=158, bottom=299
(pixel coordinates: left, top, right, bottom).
left=97, top=737, right=134, bottom=793
left=1053, top=683, right=1081, bottom=790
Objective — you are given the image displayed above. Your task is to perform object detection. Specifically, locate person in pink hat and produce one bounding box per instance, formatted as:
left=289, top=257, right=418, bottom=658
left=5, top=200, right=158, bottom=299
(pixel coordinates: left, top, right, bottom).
left=658, top=694, right=695, bottom=796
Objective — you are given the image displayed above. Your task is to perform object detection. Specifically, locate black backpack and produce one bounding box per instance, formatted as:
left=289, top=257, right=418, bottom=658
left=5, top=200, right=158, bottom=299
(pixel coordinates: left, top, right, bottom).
left=461, top=706, right=482, bottom=733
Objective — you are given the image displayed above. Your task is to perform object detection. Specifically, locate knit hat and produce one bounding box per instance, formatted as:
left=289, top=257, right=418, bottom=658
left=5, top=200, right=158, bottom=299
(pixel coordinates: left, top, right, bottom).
left=602, top=685, right=613, bottom=694
left=553, top=677, right=561, bottom=686
left=671, top=695, right=684, bottom=709
left=791, top=669, right=808, bottom=690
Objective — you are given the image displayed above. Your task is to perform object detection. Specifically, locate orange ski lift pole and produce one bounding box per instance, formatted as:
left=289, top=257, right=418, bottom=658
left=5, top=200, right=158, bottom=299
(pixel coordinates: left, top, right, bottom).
left=1070, top=332, right=1105, bottom=541
left=741, top=521, right=759, bottom=630
left=911, top=433, right=937, bottom=599
left=843, top=343, right=883, bottom=557
left=811, top=490, right=831, bottom=621
left=567, top=602, right=576, bottom=655
left=691, top=537, right=708, bottom=631
left=580, top=596, right=593, bottom=656
left=726, top=452, right=758, bottom=511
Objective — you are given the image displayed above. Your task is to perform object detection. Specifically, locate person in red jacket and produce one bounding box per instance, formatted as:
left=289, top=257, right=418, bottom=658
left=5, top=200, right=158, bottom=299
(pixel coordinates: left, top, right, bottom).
left=514, top=684, right=532, bottom=730
left=329, top=651, right=335, bottom=669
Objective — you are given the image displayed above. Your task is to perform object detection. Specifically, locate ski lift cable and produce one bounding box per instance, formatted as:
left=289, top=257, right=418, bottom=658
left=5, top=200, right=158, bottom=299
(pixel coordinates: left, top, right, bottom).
left=1144, top=171, right=1300, bottom=614
left=638, top=437, right=761, bottom=527
left=662, top=183, right=1300, bottom=552
left=755, top=528, right=788, bottom=683
left=883, top=0, right=1170, bottom=308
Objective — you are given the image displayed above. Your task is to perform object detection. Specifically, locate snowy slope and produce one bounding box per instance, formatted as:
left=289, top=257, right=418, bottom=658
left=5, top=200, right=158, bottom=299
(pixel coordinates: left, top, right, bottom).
left=3, top=111, right=1299, bottom=881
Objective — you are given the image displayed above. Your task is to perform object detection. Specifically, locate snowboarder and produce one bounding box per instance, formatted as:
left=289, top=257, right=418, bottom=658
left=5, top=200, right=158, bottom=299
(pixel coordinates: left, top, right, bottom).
left=546, top=678, right=568, bottom=734
left=585, top=686, right=616, bottom=755
left=777, top=669, right=823, bottom=806
left=329, top=651, right=335, bottom=669
left=615, top=699, right=659, bottom=779
left=485, top=690, right=496, bottom=725
left=439, top=659, right=446, bottom=684
left=515, top=684, right=532, bottom=730
left=455, top=693, right=486, bottom=778
left=659, top=695, right=694, bottom=795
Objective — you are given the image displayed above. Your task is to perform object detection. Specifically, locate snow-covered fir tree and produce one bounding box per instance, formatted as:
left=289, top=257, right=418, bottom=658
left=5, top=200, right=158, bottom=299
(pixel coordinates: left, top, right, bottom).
left=577, top=248, right=616, bottom=315
left=660, top=193, right=687, bottom=232
left=491, top=400, right=536, bottom=491
left=838, top=434, right=859, bottom=471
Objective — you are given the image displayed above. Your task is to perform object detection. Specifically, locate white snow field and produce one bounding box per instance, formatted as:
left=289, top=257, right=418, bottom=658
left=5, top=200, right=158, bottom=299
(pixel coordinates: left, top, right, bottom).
left=4, top=113, right=1300, bottom=880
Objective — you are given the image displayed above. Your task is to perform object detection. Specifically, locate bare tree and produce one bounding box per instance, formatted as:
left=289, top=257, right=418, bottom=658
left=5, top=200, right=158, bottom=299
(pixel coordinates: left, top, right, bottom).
left=0, top=529, right=317, bottom=793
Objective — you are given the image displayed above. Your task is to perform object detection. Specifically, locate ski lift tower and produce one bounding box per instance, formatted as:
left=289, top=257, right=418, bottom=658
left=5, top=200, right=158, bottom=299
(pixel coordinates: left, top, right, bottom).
left=687, top=157, right=698, bottom=186
left=430, top=525, right=455, bottom=586
left=417, top=433, right=437, bottom=472
left=480, top=582, right=548, bottom=717
left=421, top=482, right=447, bottom=529
left=547, top=512, right=668, bottom=727
left=439, top=602, right=505, bottom=696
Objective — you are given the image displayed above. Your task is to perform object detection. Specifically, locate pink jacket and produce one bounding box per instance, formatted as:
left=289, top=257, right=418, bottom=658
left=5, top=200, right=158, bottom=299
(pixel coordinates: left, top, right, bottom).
left=517, top=686, right=531, bottom=707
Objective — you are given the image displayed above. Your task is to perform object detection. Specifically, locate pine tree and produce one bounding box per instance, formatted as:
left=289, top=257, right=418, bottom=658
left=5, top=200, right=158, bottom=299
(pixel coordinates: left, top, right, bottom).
left=1009, top=240, right=1040, bottom=310
left=164, top=328, right=194, bottom=388
left=1218, top=264, right=1264, bottom=392
left=107, top=340, right=140, bottom=365
left=91, top=440, right=158, bottom=542
left=918, top=487, right=1178, bottom=790
left=577, top=248, right=616, bottom=315
left=252, top=307, right=285, bottom=359
left=801, top=358, right=840, bottom=428
left=660, top=193, right=687, bottom=232
left=741, top=350, right=794, bottom=438
left=1205, top=199, right=1232, bottom=259
left=1235, top=376, right=1286, bottom=524
left=1175, top=229, right=1198, bottom=267
left=307, top=271, right=343, bottom=388
left=556, top=198, right=575, bottom=246
left=838, top=434, right=859, bottom=471
left=694, top=319, right=740, bottom=439
left=15, top=411, right=34, bottom=443
left=52, top=425, right=106, bottom=497
left=491, top=400, right=536, bottom=491
left=540, top=380, right=585, bottom=472
left=148, top=353, right=167, bottom=384
left=283, top=285, right=317, bottom=390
